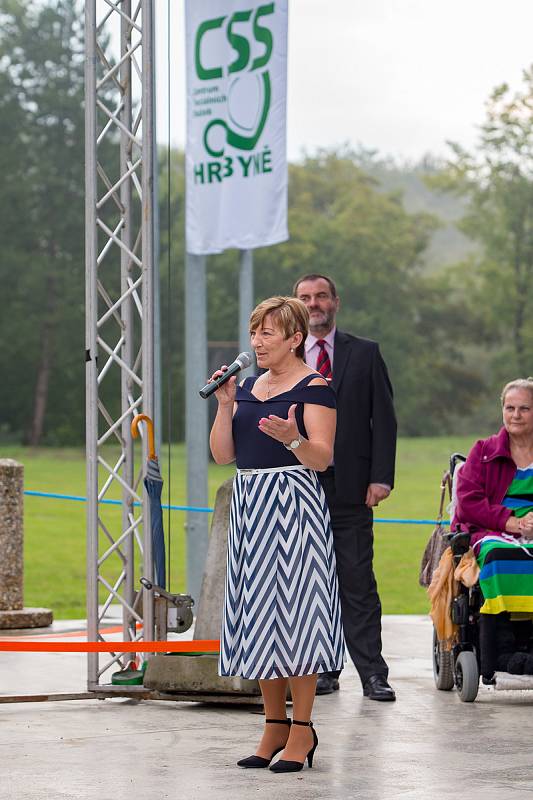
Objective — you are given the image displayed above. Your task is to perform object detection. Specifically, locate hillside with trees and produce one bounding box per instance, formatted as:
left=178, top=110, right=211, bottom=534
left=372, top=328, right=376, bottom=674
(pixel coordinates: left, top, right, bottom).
left=0, top=0, right=531, bottom=444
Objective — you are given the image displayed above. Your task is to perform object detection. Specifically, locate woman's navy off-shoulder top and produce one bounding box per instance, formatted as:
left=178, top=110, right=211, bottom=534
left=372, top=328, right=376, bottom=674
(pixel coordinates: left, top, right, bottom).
left=232, top=374, right=336, bottom=469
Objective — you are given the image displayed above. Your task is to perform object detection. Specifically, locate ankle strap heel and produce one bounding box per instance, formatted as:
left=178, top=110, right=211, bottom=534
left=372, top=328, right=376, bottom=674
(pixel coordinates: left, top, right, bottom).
left=269, top=719, right=318, bottom=773
left=293, top=720, right=317, bottom=766
left=237, top=719, right=291, bottom=769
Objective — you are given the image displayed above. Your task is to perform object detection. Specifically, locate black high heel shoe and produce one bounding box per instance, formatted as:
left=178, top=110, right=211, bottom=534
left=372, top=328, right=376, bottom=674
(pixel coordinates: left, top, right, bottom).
left=269, top=719, right=318, bottom=773
left=237, top=718, right=291, bottom=768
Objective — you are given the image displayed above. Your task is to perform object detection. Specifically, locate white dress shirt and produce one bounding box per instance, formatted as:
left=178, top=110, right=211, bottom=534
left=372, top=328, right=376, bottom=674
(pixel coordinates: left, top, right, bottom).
left=304, top=327, right=336, bottom=373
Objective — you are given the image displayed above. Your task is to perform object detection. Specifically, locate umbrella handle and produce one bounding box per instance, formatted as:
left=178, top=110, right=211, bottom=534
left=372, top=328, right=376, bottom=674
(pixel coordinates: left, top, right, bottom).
left=131, top=414, right=156, bottom=461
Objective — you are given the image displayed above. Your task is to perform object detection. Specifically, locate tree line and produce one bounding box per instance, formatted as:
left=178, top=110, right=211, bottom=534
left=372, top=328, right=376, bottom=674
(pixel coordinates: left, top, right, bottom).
left=0, top=0, right=531, bottom=445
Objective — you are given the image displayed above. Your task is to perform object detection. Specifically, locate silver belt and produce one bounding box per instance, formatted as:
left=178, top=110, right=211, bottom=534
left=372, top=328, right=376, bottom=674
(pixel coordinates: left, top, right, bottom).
left=237, top=464, right=310, bottom=476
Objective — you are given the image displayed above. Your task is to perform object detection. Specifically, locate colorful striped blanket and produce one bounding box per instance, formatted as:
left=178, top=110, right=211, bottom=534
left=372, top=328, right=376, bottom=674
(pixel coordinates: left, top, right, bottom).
left=478, top=537, right=533, bottom=614
left=502, top=464, right=533, bottom=518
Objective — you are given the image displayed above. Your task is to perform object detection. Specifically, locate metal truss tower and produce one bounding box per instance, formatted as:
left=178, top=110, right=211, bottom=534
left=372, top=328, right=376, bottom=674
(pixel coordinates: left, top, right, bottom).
left=85, top=0, right=155, bottom=691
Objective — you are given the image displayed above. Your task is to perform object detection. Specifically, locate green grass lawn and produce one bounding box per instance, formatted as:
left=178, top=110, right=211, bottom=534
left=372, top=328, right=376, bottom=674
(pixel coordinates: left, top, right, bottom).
left=0, top=436, right=478, bottom=618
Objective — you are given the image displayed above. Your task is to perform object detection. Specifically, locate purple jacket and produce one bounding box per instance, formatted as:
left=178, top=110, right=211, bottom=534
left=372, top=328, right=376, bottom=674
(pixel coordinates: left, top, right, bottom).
left=453, top=427, right=517, bottom=546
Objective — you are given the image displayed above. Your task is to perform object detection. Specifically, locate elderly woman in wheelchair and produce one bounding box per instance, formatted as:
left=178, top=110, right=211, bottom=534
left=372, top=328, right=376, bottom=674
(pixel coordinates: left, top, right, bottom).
left=451, top=377, right=533, bottom=688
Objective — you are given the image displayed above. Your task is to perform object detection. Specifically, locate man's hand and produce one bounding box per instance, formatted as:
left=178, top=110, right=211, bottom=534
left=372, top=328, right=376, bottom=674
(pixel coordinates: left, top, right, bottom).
left=365, top=483, right=391, bottom=508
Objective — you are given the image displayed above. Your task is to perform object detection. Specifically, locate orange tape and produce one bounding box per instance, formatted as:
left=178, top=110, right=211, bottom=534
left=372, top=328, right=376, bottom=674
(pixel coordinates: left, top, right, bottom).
left=0, top=640, right=220, bottom=653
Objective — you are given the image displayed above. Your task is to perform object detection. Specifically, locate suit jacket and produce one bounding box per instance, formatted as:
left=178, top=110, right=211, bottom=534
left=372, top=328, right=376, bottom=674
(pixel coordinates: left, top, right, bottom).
left=329, top=329, right=397, bottom=504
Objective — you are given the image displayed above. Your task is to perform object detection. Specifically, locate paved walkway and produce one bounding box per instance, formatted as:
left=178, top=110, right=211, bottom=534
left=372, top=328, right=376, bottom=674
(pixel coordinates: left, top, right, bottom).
left=1, top=616, right=533, bottom=800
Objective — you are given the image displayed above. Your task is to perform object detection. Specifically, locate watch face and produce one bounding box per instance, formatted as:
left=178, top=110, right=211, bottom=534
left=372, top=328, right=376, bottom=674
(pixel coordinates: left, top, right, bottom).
left=290, top=439, right=300, bottom=449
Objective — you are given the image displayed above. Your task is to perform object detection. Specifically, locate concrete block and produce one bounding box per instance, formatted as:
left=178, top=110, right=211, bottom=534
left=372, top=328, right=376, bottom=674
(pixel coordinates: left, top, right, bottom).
left=143, top=654, right=260, bottom=696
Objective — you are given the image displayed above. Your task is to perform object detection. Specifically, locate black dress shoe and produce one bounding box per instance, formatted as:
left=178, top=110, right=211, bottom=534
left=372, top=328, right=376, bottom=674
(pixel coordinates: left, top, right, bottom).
left=316, top=675, right=340, bottom=695
left=363, top=674, right=396, bottom=701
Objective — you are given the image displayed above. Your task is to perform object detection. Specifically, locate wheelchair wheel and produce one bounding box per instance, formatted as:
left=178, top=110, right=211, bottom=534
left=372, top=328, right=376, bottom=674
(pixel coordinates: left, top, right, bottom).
left=455, top=651, right=479, bottom=702
left=432, top=628, right=454, bottom=690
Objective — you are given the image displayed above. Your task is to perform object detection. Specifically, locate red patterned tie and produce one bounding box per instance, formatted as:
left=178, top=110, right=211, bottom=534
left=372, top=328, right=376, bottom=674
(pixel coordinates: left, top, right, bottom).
left=316, top=339, right=332, bottom=380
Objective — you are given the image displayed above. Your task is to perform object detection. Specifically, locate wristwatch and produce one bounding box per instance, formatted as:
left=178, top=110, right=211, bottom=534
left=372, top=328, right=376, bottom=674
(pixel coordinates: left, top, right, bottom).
left=284, top=435, right=302, bottom=450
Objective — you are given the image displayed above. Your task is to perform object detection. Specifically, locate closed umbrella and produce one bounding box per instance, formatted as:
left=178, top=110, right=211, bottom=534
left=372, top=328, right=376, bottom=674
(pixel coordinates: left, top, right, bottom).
left=131, top=414, right=166, bottom=589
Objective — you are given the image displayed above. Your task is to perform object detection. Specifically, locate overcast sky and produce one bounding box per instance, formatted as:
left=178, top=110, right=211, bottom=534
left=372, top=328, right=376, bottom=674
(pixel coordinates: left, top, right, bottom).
left=155, top=0, right=533, bottom=163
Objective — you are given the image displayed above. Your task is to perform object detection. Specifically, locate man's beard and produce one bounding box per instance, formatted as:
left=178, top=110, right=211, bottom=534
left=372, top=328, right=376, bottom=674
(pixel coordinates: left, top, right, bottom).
left=309, top=309, right=334, bottom=332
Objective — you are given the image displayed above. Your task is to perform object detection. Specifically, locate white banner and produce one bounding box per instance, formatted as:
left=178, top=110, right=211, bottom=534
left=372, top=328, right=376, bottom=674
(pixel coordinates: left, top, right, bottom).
left=185, top=0, right=288, bottom=255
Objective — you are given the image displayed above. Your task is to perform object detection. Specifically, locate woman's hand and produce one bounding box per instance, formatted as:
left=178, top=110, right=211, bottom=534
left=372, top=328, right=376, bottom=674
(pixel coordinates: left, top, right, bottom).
left=208, top=366, right=236, bottom=406
left=258, top=403, right=300, bottom=445
left=519, top=512, right=533, bottom=539
left=208, top=367, right=237, bottom=464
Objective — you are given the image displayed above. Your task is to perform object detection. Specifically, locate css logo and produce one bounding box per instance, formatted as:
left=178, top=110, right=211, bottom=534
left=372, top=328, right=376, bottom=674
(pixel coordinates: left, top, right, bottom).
left=194, top=3, right=275, bottom=157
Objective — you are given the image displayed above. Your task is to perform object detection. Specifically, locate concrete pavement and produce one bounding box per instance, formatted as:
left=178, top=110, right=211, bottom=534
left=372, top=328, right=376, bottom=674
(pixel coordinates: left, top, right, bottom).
left=2, top=616, right=533, bottom=800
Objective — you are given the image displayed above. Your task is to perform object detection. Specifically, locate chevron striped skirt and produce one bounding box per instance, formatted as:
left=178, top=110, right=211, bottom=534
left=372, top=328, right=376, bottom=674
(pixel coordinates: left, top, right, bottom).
left=219, top=465, right=344, bottom=680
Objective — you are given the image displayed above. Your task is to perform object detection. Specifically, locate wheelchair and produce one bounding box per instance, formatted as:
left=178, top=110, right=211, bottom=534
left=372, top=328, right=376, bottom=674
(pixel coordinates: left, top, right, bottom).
left=431, top=452, right=484, bottom=702
left=432, top=453, right=533, bottom=702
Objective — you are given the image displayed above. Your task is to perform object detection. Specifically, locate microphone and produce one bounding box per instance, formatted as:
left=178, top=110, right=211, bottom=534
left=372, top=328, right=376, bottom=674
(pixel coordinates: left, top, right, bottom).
left=199, top=352, right=253, bottom=399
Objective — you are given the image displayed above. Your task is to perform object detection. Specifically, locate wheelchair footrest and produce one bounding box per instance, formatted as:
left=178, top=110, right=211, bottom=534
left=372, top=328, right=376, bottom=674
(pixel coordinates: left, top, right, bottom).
left=493, top=672, right=533, bottom=690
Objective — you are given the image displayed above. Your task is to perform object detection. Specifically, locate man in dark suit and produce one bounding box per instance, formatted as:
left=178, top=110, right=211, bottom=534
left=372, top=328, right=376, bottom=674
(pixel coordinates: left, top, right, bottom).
left=294, top=274, right=397, bottom=701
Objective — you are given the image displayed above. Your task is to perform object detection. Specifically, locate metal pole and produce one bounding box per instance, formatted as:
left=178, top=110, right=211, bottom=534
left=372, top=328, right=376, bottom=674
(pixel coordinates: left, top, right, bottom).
left=239, top=249, right=254, bottom=376
left=141, top=0, right=155, bottom=641
left=152, top=7, right=162, bottom=459
left=120, top=0, right=134, bottom=650
left=84, top=0, right=98, bottom=690
left=85, top=0, right=156, bottom=690
left=185, top=253, right=209, bottom=602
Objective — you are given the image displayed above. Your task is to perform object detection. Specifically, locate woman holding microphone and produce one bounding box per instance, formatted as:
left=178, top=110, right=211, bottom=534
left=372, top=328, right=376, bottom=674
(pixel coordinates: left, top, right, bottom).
left=208, top=296, right=343, bottom=774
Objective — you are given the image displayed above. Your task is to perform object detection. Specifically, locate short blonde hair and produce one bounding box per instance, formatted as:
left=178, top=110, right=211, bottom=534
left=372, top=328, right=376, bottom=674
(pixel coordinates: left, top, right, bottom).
left=501, top=377, right=533, bottom=405
left=249, top=296, right=309, bottom=359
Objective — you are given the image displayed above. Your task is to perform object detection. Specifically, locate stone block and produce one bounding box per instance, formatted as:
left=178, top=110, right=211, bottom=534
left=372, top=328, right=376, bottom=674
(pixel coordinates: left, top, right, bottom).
left=0, top=459, right=24, bottom=610
left=144, top=478, right=260, bottom=697
left=0, top=458, right=53, bottom=627
left=0, top=608, right=53, bottom=629
left=193, top=478, right=233, bottom=641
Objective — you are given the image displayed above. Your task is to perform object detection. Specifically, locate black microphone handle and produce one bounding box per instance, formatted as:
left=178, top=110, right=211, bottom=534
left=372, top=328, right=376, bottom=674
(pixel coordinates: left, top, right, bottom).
left=199, top=360, right=242, bottom=399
